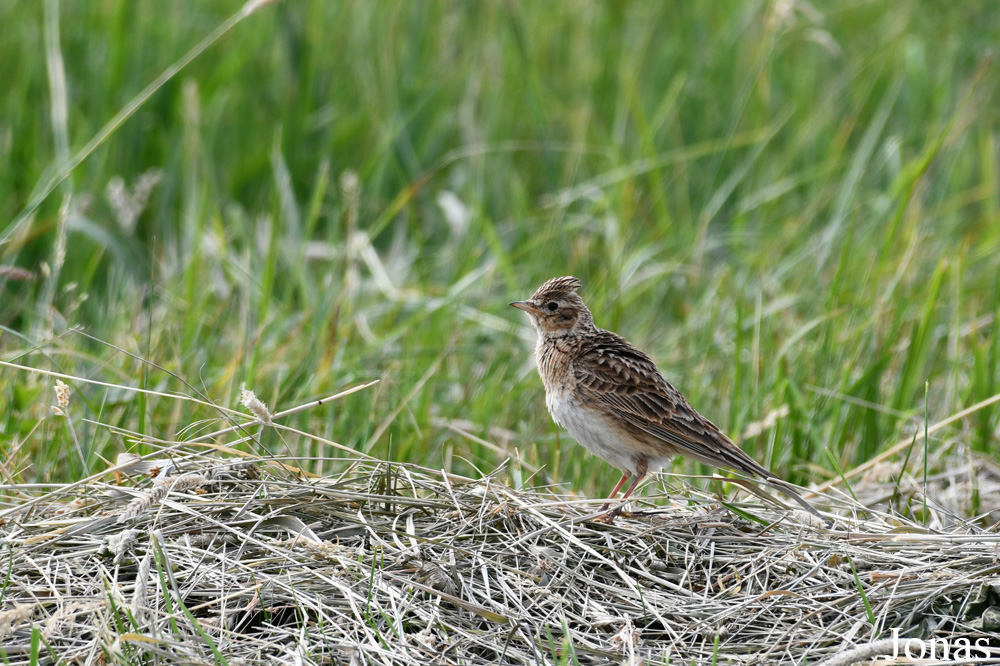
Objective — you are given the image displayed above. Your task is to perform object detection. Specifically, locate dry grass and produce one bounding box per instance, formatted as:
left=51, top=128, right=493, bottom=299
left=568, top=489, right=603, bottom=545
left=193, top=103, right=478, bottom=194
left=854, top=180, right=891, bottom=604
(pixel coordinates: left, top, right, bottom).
left=3, top=431, right=1000, bottom=665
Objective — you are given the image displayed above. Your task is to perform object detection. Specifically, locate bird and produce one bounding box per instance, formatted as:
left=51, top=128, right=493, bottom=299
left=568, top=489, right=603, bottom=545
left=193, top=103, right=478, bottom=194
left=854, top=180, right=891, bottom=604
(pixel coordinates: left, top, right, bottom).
left=510, top=276, right=819, bottom=521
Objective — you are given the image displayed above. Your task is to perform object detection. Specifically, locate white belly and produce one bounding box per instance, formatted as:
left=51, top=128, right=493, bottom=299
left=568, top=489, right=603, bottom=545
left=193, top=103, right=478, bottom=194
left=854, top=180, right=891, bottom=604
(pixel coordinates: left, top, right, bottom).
left=546, top=389, right=665, bottom=476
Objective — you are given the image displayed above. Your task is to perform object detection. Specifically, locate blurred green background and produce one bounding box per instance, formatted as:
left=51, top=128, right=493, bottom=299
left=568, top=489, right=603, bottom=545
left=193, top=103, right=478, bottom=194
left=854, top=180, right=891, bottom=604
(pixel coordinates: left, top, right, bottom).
left=1, top=1, right=998, bottom=504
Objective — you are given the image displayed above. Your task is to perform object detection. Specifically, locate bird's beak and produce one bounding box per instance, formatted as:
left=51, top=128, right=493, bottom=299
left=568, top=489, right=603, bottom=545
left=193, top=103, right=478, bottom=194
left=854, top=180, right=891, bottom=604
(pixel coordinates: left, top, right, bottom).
left=510, top=300, right=542, bottom=315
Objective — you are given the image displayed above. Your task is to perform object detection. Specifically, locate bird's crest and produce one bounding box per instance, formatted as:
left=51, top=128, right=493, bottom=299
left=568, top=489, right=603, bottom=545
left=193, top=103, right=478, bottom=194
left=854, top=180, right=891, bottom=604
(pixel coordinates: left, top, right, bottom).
left=532, top=276, right=583, bottom=300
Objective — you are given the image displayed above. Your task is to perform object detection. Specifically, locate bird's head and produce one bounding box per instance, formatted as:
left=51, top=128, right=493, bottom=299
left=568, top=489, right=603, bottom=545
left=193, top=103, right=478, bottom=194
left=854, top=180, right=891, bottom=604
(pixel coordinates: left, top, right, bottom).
left=510, top=276, right=595, bottom=337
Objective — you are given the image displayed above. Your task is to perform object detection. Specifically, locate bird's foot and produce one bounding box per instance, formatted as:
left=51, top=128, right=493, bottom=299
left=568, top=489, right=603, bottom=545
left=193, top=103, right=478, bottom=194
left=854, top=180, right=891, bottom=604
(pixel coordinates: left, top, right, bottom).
left=596, top=503, right=628, bottom=523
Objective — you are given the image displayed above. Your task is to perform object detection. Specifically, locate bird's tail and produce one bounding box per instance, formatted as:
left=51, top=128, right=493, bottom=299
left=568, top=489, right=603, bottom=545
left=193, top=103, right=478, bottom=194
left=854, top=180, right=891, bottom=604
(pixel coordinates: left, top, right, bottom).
left=762, top=475, right=826, bottom=523
left=701, top=434, right=827, bottom=522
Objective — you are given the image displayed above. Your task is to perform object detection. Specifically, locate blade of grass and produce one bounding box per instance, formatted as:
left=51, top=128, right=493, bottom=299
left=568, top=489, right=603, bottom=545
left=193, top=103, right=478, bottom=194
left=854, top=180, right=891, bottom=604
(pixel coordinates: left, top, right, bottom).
left=847, top=554, right=876, bottom=625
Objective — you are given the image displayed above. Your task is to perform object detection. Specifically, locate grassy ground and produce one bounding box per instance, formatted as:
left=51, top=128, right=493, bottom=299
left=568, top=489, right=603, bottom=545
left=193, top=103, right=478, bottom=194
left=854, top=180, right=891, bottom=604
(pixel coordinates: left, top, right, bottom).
left=1, top=0, right=999, bottom=509
left=5, top=453, right=999, bottom=665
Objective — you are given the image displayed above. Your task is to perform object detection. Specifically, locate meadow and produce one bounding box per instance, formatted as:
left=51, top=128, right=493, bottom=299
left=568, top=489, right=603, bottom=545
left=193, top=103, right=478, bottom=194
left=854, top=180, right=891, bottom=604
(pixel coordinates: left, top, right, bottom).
left=3, top=1, right=1000, bottom=663
left=1, top=0, right=999, bottom=530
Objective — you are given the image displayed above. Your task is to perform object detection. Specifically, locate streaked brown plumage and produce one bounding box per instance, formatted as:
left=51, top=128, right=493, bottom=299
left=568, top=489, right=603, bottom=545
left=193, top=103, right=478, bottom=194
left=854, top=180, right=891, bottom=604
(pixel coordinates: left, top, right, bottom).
left=511, top=276, right=817, bottom=520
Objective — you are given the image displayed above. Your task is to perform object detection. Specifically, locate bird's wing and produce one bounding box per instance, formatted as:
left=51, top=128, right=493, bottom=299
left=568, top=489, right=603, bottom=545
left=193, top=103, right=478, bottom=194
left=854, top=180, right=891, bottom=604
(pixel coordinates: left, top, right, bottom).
left=572, top=331, right=772, bottom=479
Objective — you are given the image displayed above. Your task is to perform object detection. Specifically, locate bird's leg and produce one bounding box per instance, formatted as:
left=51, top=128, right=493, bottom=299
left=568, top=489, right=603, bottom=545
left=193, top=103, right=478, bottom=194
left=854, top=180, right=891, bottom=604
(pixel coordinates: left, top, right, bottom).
left=619, top=459, right=648, bottom=501
left=602, top=460, right=648, bottom=521
left=600, top=472, right=632, bottom=511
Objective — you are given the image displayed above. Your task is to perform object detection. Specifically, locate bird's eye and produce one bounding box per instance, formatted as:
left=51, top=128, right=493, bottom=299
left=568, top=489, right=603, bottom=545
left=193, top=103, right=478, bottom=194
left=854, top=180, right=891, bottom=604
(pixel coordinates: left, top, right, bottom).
left=546, top=301, right=558, bottom=311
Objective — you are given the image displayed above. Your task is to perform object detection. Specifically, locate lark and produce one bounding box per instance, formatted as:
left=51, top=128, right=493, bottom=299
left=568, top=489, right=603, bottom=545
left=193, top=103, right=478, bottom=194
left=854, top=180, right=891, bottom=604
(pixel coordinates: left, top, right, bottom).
left=511, top=276, right=818, bottom=520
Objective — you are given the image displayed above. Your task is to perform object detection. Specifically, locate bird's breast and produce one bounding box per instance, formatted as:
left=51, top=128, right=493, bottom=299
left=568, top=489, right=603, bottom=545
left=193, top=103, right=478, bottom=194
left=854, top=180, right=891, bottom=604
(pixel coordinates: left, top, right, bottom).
left=544, top=384, right=574, bottom=428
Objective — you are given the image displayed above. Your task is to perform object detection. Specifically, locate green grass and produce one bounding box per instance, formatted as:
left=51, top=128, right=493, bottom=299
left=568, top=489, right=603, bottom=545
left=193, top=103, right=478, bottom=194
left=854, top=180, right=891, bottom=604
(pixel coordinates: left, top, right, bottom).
left=1, top=1, right=999, bottom=501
